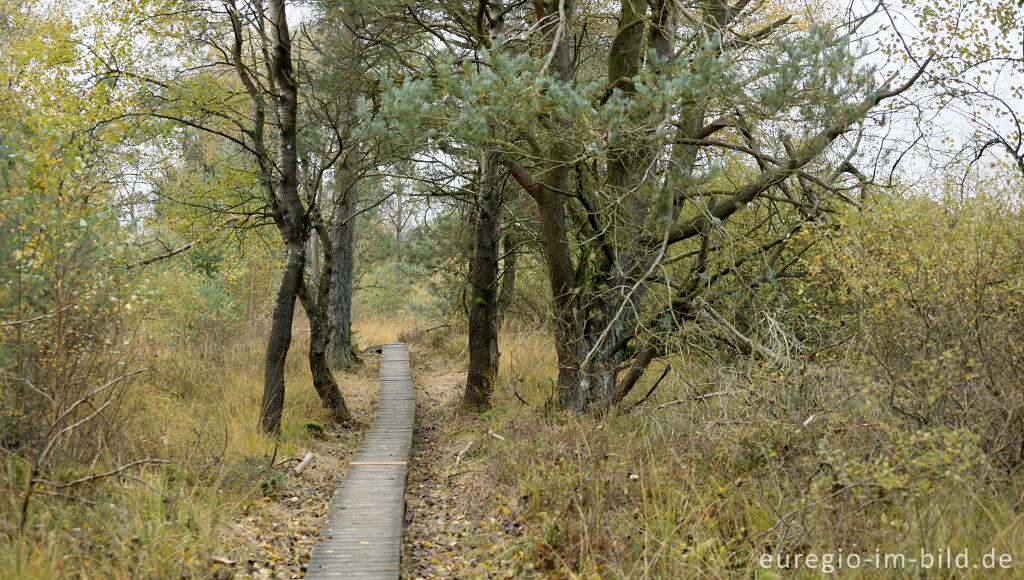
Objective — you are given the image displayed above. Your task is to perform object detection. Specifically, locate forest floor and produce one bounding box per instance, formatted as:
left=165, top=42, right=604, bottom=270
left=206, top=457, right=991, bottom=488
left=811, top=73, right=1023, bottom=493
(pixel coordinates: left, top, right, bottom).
left=223, top=340, right=522, bottom=579
left=221, top=358, right=381, bottom=579
left=400, top=347, right=520, bottom=579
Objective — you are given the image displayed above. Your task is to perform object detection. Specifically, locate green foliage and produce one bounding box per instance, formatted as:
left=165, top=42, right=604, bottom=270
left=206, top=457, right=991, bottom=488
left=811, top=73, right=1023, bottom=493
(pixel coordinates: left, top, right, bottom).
left=452, top=328, right=1021, bottom=578
left=144, top=241, right=279, bottom=348
left=819, top=177, right=1024, bottom=468
left=0, top=131, right=134, bottom=453
left=355, top=258, right=433, bottom=317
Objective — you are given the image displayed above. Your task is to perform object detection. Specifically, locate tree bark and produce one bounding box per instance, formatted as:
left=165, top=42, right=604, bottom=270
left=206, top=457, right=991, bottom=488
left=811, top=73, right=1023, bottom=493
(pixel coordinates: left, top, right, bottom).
left=464, top=152, right=503, bottom=411
left=534, top=0, right=593, bottom=413
left=327, top=151, right=359, bottom=369
left=325, top=3, right=364, bottom=369
left=510, top=0, right=668, bottom=413
left=260, top=0, right=309, bottom=434
left=497, top=226, right=517, bottom=317
left=298, top=277, right=351, bottom=423
left=261, top=242, right=304, bottom=434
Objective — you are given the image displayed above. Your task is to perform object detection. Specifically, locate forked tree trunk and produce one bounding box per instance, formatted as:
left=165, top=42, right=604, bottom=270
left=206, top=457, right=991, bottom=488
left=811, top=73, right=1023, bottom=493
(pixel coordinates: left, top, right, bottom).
left=261, top=242, right=305, bottom=433
left=507, top=0, right=678, bottom=413
left=260, top=0, right=309, bottom=434
left=464, top=153, right=503, bottom=411
left=298, top=278, right=351, bottom=422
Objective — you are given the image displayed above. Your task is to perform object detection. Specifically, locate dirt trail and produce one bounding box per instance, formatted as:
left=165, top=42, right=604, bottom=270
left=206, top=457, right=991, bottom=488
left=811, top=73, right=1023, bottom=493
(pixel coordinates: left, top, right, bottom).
left=222, top=346, right=517, bottom=579
left=401, top=348, right=519, bottom=580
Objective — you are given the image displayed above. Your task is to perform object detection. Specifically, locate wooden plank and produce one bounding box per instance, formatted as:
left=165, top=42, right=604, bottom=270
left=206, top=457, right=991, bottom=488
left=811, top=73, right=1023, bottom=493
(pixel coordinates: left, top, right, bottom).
left=305, top=343, right=414, bottom=580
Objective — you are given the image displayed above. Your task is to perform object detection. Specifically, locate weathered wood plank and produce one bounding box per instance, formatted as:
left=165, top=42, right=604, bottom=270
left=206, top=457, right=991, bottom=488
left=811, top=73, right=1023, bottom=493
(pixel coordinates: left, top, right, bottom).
left=305, top=343, right=414, bottom=580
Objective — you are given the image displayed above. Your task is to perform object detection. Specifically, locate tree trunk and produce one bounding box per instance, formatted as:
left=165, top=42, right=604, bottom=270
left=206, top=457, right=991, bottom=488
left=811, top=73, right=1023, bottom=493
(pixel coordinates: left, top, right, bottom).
left=510, top=0, right=673, bottom=413
left=464, top=153, right=503, bottom=411
left=261, top=242, right=304, bottom=434
left=535, top=0, right=593, bottom=413
left=260, top=0, right=308, bottom=434
left=327, top=151, right=359, bottom=369
left=307, top=228, right=320, bottom=287
left=298, top=278, right=351, bottom=423
left=497, top=226, right=517, bottom=317
left=325, top=3, right=364, bottom=370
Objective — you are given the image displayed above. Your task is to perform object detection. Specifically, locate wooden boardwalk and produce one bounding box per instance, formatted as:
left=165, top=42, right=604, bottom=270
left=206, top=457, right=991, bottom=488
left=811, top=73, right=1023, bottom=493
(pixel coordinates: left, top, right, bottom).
left=305, top=343, right=415, bottom=579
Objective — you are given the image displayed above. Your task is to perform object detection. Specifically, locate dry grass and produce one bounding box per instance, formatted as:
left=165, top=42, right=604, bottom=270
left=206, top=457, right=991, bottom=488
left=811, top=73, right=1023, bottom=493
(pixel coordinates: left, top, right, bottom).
left=420, top=326, right=1024, bottom=579
left=8, top=308, right=1022, bottom=578
left=355, top=316, right=409, bottom=348
left=0, top=318, right=382, bottom=579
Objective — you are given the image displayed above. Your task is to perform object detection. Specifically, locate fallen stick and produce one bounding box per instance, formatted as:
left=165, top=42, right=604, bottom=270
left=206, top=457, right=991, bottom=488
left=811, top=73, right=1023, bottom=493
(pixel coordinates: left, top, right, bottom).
left=292, top=452, right=314, bottom=475
left=454, top=441, right=473, bottom=468
left=199, top=553, right=237, bottom=567
left=486, top=429, right=506, bottom=442
left=653, top=390, right=738, bottom=411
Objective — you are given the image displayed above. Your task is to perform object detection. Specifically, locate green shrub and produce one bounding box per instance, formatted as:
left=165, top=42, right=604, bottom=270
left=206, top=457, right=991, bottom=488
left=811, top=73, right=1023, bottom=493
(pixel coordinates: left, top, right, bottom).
left=0, top=138, right=135, bottom=459
left=824, top=183, right=1024, bottom=469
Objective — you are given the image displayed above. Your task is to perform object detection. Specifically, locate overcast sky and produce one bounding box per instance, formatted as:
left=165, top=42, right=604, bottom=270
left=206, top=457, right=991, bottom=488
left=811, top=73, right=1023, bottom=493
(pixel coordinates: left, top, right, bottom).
left=845, top=0, right=1024, bottom=185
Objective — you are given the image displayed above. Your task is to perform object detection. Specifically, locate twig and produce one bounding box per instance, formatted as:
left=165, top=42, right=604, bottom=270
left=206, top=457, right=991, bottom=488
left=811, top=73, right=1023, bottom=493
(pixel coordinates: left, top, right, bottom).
left=0, top=306, right=72, bottom=327
left=697, top=300, right=795, bottom=366
left=485, top=429, right=506, bottom=441
left=36, top=458, right=170, bottom=489
left=37, top=369, right=149, bottom=467
left=513, top=390, right=530, bottom=407
left=754, top=477, right=872, bottom=545
left=129, top=240, right=196, bottom=269
left=629, top=365, right=673, bottom=410
left=20, top=369, right=148, bottom=532
left=266, top=439, right=279, bottom=471
left=653, top=390, right=738, bottom=411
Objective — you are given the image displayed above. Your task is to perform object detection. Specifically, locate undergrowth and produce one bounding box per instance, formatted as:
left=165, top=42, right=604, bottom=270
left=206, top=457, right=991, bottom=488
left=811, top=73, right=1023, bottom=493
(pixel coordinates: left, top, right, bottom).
left=430, top=328, right=1024, bottom=578
left=422, top=185, right=1024, bottom=578
left=0, top=317, right=393, bottom=578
